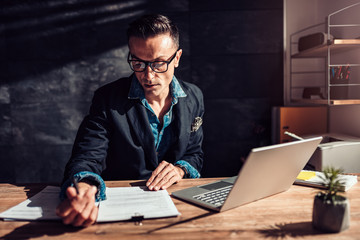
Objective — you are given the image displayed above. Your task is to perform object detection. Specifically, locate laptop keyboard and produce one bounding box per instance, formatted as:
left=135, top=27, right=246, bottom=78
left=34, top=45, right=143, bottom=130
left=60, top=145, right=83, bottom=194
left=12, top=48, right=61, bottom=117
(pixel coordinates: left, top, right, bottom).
left=193, top=185, right=233, bottom=207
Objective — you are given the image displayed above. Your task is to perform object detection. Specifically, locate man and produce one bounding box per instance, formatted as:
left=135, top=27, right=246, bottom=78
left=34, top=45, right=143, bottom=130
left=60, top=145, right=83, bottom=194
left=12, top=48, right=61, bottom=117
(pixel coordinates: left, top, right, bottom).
left=56, top=14, right=204, bottom=227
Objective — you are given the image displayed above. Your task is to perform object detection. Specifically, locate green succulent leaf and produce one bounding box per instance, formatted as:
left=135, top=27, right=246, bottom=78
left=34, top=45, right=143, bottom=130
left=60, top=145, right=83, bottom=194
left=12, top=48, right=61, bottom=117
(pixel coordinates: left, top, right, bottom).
left=319, top=166, right=345, bottom=203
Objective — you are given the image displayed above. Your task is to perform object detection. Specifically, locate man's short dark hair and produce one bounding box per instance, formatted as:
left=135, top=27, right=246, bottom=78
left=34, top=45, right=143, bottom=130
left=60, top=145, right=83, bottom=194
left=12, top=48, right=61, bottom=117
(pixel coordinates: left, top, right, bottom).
left=127, top=14, right=179, bottom=48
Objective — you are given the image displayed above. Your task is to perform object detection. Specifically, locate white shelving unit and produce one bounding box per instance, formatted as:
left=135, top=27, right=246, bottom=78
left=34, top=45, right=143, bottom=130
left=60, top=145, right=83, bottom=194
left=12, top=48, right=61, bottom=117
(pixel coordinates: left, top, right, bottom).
left=289, top=2, right=360, bottom=105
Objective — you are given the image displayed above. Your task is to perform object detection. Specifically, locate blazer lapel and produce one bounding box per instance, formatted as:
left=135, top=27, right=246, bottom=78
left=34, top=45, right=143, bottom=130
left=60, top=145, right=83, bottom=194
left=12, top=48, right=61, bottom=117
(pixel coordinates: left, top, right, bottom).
left=125, top=100, right=158, bottom=169
left=167, top=97, right=192, bottom=161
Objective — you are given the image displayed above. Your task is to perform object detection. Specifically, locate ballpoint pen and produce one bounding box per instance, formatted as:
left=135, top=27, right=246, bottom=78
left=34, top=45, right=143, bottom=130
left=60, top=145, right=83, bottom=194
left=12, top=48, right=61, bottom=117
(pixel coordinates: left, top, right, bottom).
left=72, top=177, right=80, bottom=194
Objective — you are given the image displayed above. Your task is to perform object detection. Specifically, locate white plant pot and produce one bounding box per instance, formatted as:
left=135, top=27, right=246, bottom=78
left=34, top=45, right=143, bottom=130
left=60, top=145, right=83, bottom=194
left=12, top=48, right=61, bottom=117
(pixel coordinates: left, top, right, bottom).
left=312, top=194, right=350, bottom=233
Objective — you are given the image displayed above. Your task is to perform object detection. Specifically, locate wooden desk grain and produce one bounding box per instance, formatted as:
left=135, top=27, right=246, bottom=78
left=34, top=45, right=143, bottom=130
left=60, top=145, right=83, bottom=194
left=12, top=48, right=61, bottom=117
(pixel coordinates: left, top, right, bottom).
left=0, top=177, right=359, bottom=240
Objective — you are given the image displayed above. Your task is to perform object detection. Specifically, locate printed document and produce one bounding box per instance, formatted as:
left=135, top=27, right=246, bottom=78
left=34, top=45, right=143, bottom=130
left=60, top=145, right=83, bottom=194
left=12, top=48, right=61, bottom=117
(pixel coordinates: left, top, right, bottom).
left=0, top=186, right=180, bottom=222
left=97, top=187, right=180, bottom=222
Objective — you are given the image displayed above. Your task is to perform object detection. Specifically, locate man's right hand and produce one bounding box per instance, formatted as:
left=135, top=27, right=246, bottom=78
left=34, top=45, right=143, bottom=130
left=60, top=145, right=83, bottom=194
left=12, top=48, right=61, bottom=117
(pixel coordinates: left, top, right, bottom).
left=56, top=182, right=98, bottom=227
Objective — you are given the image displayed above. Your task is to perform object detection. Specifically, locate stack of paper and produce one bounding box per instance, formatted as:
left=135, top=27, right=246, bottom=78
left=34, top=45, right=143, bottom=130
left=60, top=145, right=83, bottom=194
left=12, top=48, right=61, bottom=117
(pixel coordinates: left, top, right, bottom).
left=0, top=186, right=180, bottom=222
left=295, top=170, right=358, bottom=191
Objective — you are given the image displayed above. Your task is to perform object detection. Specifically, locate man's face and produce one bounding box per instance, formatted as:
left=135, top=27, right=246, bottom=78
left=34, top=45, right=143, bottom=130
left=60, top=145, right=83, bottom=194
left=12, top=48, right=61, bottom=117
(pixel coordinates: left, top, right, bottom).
left=128, top=34, right=182, bottom=100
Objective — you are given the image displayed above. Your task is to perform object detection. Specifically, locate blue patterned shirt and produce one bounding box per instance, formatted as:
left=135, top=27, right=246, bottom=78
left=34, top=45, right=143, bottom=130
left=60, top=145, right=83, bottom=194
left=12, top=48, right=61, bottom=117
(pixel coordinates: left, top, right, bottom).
left=128, top=75, right=200, bottom=178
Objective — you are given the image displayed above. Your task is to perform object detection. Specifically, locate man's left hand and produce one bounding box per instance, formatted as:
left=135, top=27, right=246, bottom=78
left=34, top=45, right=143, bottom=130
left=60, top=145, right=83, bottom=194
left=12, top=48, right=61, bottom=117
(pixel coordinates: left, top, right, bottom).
left=146, top=160, right=185, bottom=191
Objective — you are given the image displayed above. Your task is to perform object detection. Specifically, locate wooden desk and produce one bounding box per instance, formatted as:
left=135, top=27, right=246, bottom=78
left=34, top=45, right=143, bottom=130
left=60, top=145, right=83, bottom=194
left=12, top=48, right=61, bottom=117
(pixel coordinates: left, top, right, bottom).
left=0, top=177, right=359, bottom=240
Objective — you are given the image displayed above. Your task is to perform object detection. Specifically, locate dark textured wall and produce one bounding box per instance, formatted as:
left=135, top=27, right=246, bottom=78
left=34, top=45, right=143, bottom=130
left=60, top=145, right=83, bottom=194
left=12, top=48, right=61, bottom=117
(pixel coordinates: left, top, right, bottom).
left=0, top=0, right=283, bottom=183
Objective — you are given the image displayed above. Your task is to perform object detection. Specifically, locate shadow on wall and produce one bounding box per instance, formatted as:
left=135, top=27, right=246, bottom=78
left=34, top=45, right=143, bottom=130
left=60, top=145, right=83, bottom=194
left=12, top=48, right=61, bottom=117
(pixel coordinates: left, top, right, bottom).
left=0, top=0, right=192, bottom=183
left=0, top=0, right=151, bottom=183
left=0, top=0, right=147, bottom=83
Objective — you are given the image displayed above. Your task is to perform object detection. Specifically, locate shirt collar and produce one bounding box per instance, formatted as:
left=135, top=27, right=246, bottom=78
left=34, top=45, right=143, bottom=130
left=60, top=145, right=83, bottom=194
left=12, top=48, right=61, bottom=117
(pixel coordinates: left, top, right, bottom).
left=128, top=75, right=187, bottom=101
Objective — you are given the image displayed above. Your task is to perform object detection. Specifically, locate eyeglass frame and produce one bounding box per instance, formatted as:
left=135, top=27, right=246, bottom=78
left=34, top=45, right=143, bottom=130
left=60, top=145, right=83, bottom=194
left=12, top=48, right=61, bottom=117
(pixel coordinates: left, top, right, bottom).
left=127, top=48, right=180, bottom=73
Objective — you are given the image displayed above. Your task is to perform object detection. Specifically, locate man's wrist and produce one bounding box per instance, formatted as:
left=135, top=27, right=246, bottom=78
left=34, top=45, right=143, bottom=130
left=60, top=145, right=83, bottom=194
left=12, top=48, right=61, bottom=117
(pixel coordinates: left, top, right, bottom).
left=175, top=164, right=188, bottom=178
left=77, top=182, right=94, bottom=192
left=60, top=171, right=107, bottom=202
left=79, top=178, right=99, bottom=188
left=174, top=160, right=200, bottom=178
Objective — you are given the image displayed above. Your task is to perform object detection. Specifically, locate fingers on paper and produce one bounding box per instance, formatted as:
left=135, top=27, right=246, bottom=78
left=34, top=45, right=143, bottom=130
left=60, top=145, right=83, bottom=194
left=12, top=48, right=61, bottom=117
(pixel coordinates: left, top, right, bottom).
left=147, top=161, right=181, bottom=191
left=147, top=161, right=167, bottom=184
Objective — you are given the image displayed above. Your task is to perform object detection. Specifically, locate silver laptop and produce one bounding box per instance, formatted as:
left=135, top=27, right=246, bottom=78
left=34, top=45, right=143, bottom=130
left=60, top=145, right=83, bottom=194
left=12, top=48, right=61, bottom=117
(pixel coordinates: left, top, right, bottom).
left=172, top=136, right=322, bottom=212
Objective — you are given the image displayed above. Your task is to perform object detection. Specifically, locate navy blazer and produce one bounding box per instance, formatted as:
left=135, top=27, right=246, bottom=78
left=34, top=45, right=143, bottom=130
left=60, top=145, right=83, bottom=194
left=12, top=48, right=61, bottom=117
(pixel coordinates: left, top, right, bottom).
left=63, top=75, right=204, bottom=181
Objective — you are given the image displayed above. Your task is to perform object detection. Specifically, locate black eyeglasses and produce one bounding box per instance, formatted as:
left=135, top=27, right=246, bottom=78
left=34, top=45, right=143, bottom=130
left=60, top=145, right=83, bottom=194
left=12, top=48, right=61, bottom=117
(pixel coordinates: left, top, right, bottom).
left=127, top=49, right=179, bottom=73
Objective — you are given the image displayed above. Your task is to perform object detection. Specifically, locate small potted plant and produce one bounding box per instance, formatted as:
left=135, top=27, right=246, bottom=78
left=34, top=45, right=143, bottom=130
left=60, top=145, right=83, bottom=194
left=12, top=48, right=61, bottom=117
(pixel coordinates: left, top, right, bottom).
left=312, top=167, right=350, bottom=232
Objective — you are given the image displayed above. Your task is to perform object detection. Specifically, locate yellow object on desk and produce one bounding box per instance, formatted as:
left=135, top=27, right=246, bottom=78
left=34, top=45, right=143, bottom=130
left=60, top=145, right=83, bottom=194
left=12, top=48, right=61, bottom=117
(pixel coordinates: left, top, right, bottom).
left=297, top=171, right=316, bottom=181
